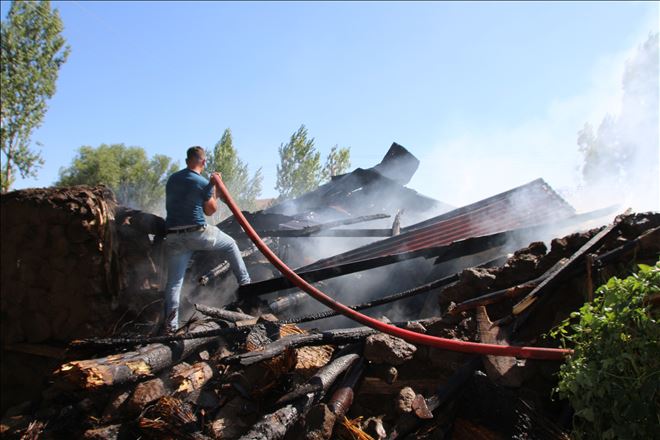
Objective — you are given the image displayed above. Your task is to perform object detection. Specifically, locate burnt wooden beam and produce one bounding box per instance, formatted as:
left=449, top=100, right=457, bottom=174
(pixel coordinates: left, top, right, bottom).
left=223, top=328, right=376, bottom=367
left=258, top=228, right=395, bottom=237
left=68, top=325, right=247, bottom=349
left=223, top=318, right=439, bottom=367
left=56, top=321, right=227, bottom=390
left=477, top=306, right=524, bottom=387
left=194, top=304, right=255, bottom=323
left=511, top=220, right=621, bottom=334
left=268, top=292, right=309, bottom=315
left=302, top=359, right=366, bottom=440
left=238, top=248, right=439, bottom=296
left=281, top=273, right=459, bottom=324
left=450, top=226, right=660, bottom=317
left=237, top=346, right=363, bottom=440
left=276, top=345, right=361, bottom=406
left=236, top=393, right=315, bottom=440
left=328, top=358, right=364, bottom=418
left=448, top=277, right=544, bottom=316
left=258, top=214, right=390, bottom=237
left=593, top=225, right=660, bottom=268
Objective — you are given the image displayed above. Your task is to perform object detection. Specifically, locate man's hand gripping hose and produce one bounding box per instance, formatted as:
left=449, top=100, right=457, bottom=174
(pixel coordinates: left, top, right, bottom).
left=211, top=175, right=572, bottom=360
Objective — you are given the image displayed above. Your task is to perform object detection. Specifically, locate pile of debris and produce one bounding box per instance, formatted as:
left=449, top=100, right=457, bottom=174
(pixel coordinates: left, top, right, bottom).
left=1, top=144, right=658, bottom=439
left=2, top=211, right=657, bottom=438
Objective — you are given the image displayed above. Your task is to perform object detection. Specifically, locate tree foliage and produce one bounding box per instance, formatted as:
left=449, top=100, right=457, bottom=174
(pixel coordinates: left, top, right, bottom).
left=276, top=125, right=321, bottom=199
left=322, top=144, right=351, bottom=181
left=57, top=144, right=178, bottom=214
left=276, top=125, right=351, bottom=199
left=1, top=0, right=70, bottom=192
left=204, top=128, right=263, bottom=221
left=551, top=261, right=660, bottom=440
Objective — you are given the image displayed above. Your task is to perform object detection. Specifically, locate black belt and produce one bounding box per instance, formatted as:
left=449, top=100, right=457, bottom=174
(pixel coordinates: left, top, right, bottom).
left=166, top=225, right=206, bottom=234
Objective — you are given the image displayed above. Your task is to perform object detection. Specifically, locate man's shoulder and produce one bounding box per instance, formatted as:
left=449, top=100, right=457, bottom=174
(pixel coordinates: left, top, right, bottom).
left=168, top=168, right=187, bottom=179
left=168, top=168, right=208, bottom=187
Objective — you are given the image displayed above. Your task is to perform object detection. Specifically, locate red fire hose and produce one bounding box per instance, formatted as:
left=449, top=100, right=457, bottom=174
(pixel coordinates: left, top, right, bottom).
left=212, top=176, right=571, bottom=360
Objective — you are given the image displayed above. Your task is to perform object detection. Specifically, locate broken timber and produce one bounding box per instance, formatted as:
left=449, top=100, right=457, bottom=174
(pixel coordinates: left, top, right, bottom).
left=511, top=220, right=621, bottom=333
left=328, top=358, right=365, bottom=419
left=264, top=228, right=397, bottom=237
left=194, top=304, right=255, bottom=322
left=257, top=214, right=390, bottom=237
left=451, top=226, right=660, bottom=317
left=237, top=346, right=362, bottom=440
left=223, top=319, right=439, bottom=367
left=56, top=321, right=226, bottom=390
left=275, top=345, right=360, bottom=405
left=280, top=273, right=460, bottom=324
left=477, top=307, right=523, bottom=387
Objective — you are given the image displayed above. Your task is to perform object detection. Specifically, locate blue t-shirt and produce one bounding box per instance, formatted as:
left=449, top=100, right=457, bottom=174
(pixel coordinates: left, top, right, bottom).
left=165, top=168, right=215, bottom=228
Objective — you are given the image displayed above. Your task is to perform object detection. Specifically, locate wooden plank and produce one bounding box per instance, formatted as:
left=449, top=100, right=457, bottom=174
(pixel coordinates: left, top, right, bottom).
left=511, top=220, right=621, bottom=333
left=477, top=307, right=523, bottom=387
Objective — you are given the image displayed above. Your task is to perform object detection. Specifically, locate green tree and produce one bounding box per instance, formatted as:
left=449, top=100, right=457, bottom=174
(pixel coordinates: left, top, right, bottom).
left=276, top=125, right=353, bottom=199
left=204, top=128, right=263, bottom=221
left=57, top=144, right=178, bottom=214
left=1, top=0, right=70, bottom=192
left=322, top=144, right=351, bottom=181
left=276, top=125, right=322, bottom=199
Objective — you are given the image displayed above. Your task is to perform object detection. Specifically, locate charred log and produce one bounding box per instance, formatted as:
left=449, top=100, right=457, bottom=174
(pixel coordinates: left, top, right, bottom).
left=56, top=321, right=226, bottom=390
left=280, top=274, right=459, bottom=324
left=223, top=319, right=439, bottom=367
left=193, top=304, right=255, bottom=323
left=276, top=344, right=361, bottom=405
left=448, top=277, right=543, bottom=315
left=511, top=220, right=621, bottom=333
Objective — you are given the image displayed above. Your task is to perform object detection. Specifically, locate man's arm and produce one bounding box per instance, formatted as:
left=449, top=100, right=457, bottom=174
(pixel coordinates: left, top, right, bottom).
left=203, top=185, right=218, bottom=216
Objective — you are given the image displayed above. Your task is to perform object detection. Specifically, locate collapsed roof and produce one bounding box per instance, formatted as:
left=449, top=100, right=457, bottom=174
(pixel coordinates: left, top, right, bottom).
left=264, top=142, right=451, bottom=224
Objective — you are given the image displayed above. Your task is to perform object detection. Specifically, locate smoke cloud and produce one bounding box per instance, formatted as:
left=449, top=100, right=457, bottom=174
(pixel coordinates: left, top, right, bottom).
left=411, top=32, right=659, bottom=214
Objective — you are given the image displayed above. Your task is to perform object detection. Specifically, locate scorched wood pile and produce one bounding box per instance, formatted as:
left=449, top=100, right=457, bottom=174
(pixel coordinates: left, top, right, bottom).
left=2, top=207, right=658, bottom=439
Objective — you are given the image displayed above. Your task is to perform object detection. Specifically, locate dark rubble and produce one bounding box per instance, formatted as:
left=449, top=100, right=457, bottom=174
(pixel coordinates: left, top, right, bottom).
left=1, top=145, right=659, bottom=440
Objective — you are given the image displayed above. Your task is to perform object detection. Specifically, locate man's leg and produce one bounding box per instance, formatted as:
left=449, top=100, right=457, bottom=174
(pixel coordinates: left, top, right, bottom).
left=163, top=247, right=193, bottom=332
left=200, top=226, right=251, bottom=285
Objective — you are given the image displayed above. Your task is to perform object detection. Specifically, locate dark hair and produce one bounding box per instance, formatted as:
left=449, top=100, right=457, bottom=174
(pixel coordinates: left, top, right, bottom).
left=186, top=146, right=206, bottom=162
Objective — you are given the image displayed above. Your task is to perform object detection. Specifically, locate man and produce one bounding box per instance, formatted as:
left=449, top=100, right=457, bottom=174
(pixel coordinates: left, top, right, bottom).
left=162, top=146, right=251, bottom=333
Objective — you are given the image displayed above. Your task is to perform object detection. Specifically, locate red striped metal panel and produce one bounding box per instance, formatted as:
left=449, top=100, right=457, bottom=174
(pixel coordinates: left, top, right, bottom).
left=301, top=179, right=574, bottom=271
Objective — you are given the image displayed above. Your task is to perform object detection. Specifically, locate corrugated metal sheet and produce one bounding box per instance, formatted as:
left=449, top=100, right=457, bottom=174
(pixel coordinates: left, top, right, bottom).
left=300, top=179, right=574, bottom=271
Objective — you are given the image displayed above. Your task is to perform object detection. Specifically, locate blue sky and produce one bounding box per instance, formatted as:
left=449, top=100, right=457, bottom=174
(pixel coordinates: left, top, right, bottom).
left=4, top=1, right=658, bottom=207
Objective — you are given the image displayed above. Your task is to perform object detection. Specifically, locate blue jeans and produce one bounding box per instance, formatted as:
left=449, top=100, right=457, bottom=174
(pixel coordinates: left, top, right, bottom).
left=163, top=225, right=251, bottom=330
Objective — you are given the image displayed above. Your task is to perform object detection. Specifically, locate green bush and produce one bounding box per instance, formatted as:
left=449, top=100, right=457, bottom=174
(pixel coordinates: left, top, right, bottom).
left=552, top=261, right=660, bottom=440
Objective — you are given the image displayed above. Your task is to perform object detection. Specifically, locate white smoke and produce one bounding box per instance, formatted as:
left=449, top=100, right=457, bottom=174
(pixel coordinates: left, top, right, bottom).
left=411, top=32, right=659, bottom=214
left=574, top=33, right=659, bottom=212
